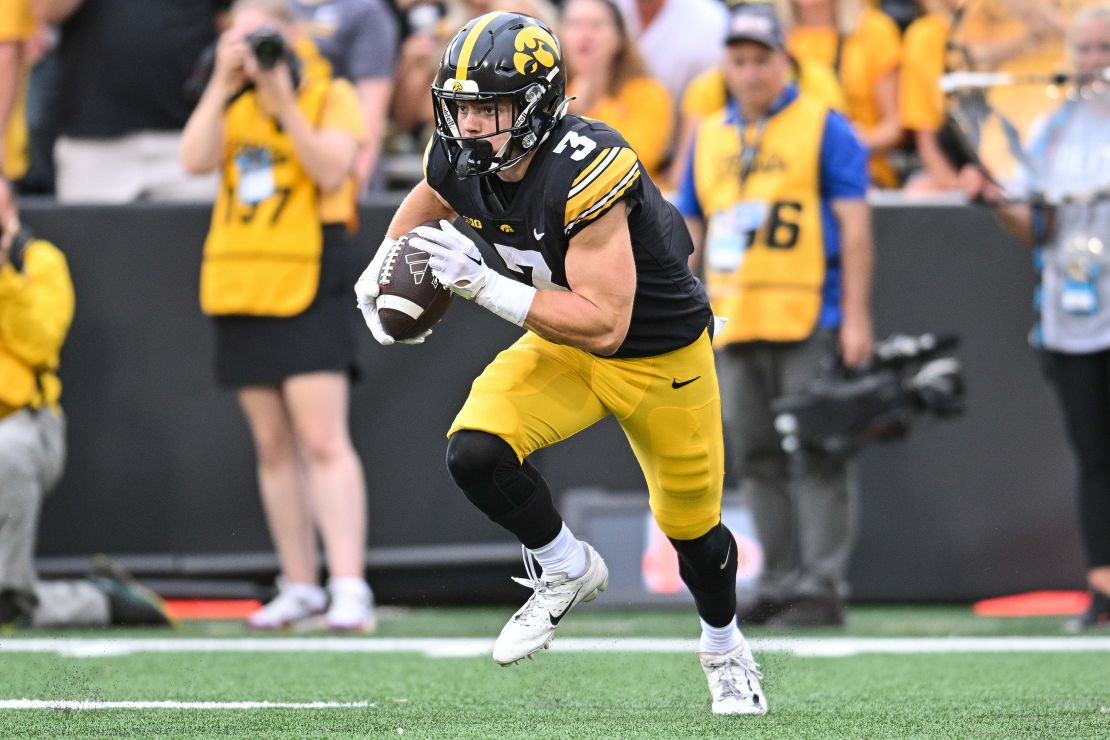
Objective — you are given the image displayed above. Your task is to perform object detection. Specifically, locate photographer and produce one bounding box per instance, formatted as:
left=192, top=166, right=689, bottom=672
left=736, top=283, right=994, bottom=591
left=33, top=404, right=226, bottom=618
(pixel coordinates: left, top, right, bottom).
left=961, top=5, right=1110, bottom=630
left=0, top=179, right=169, bottom=628
left=181, top=0, right=373, bottom=632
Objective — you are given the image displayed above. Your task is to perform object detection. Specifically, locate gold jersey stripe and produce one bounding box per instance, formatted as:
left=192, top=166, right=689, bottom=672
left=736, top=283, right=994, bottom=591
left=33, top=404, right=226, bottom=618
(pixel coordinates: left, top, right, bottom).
left=566, top=164, right=640, bottom=233
left=456, top=12, right=505, bottom=81
left=570, top=147, right=613, bottom=189
left=564, top=147, right=639, bottom=228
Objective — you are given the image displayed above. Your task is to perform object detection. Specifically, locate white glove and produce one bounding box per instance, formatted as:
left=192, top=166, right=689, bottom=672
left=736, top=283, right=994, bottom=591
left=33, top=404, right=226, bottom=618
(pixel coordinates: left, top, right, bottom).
left=353, top=236, right=430, bottom=346
left=409, top=220, right=489, bottom=299
left=410, top=220, right=536, bottom=326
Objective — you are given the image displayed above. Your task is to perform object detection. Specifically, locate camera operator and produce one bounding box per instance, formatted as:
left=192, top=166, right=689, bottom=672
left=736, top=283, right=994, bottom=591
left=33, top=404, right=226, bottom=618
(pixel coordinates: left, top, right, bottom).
left=0, top=179, right=170, bottom=628
left=181, top=0, right=374, bottom=632
left=961, top=4, right=1110, bottom=630
left=678, top=3, right=873, bottom=627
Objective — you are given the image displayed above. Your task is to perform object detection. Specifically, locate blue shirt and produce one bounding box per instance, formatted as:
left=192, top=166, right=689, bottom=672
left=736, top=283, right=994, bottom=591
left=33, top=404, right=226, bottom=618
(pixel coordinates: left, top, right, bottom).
left=676, top=85, right=868, bottom=329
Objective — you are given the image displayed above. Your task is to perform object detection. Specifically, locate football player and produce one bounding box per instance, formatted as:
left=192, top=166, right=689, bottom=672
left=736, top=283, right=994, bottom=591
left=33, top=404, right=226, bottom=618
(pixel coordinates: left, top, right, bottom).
left=355, top=12, right=767, bottom=716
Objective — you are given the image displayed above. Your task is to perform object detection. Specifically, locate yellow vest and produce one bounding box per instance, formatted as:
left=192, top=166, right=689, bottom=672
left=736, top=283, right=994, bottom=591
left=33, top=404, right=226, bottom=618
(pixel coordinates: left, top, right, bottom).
left=0, top=238, right=73, bottom=415
left=693, top=94, right=828, bottom=345
left=200, top=74, right=332, bottom=317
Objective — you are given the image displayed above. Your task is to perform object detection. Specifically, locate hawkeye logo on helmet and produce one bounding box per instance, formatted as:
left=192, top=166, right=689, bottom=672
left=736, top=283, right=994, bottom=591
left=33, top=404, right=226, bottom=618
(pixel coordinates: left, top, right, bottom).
left=444, top=78, right=479, bottom=93
left=513, top=27, right=559, bottom=75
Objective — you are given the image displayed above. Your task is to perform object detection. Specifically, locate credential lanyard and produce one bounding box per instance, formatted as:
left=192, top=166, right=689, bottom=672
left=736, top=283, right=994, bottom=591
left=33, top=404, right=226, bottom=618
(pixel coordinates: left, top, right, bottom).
left=738, top=117, right=768, bottom=192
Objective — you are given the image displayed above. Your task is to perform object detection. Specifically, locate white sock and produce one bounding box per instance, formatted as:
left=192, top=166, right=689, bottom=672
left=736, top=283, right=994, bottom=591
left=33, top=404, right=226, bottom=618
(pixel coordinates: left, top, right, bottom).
left=699, top=616, right=742, bottom=654
left=282, top=581, right=327, bottom=610
left=529, top=523, right=587, bottom=578
left=328, top=576, right=371, bottom=599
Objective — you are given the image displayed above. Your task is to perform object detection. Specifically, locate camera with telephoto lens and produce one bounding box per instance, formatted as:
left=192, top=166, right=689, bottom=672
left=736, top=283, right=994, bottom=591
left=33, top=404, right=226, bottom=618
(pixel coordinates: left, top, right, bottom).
left=771, top=333, right=965, bottom=458
left=246, top=26, right=286, bottom=69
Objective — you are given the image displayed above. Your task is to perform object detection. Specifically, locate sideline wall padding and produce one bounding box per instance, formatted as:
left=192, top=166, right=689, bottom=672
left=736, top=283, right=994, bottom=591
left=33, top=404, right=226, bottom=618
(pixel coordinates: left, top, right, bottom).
left=22, top=201, right=1079, bottom=601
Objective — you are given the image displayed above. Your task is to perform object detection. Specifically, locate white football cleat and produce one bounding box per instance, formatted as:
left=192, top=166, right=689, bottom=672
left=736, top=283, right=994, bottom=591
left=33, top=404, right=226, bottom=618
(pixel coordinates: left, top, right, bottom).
left=245, top=583, right=326, bottom=630
left=326, top=579, right=377, bottom=633
left=492, top=543, right=609, bottom=666
left=699, top=641, right=769, bottom=716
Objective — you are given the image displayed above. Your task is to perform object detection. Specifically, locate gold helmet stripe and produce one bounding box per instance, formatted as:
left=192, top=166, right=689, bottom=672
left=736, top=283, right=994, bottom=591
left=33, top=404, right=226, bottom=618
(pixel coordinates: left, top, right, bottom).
left=455, top=11, right=506, bottom=82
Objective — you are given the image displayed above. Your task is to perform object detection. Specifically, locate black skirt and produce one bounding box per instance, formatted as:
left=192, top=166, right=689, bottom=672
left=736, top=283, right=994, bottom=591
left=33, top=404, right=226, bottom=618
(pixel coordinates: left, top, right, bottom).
left=213, top=224, right=361, bottom=388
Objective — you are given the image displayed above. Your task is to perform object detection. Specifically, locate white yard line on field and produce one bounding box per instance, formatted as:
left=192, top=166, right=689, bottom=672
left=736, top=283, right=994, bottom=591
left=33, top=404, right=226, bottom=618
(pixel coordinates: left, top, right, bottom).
left=1, top=636, right=1109, bottom=659
left=0, top=700, right=369, bottom=711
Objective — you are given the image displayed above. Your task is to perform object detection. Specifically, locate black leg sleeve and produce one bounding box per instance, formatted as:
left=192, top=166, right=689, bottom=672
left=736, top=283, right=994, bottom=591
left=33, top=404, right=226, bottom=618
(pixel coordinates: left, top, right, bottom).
left=445, top=430, right=563, bottom=549
left=669, top=523, right=738, bottom=628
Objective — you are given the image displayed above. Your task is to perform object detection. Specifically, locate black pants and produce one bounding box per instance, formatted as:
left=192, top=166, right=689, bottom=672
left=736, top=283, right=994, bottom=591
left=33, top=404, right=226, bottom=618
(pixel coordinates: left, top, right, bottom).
left=1042, top=349, right=1110, bottom=568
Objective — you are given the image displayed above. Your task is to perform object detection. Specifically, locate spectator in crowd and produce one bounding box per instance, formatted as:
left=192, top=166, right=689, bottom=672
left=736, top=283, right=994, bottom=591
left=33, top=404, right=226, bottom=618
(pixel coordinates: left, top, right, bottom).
left=611, top=0, right=728, bottom=107
left=673, top=0, right=846, bottom=190
left=960, top=4, right=1110, bottom=630
left=40, top=0, right=221, bottom=203
left=0, top=178, right=172, bottom=630
left=0, top=0, right=32, bottom=183
left=900, top=0, right=1066, bottom=194
left=775, top=0, right=903, bottom=187
left=390, top=0, right=558, bottom=143
left=562, top=0, right=672, bottom=180
left=899, top=0, right=963, bottom=193
left=678, top=2, right=873, bottom=627
left=20, top=10, right=59, bottom=195
left=291, top=0, right=398, bottom=194
left=181, top=0, right=373, bottom=632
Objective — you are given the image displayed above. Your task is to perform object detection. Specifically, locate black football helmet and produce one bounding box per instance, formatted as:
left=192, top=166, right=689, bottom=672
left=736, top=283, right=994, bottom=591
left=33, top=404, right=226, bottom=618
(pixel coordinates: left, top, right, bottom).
left=432, top=12, right=568, bottom=177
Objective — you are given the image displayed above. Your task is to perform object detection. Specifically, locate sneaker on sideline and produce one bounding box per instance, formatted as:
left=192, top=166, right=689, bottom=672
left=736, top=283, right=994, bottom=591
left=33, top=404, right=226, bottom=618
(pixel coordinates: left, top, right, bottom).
left=326, top=578, right=377, bottom=633
left=245, top=582, right=326, bottom=630
left=89, top=555, right=175, bottom=627
left=493, top=542, right=609, bottom=666
left=699, top=641, right=768, bottom=716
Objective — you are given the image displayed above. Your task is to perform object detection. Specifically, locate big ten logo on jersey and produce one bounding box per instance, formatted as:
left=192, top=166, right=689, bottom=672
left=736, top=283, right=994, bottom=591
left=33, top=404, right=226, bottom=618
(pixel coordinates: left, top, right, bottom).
left=461, top=214, right=483, bottom=230
left=553, top=131, right=597, bottom=162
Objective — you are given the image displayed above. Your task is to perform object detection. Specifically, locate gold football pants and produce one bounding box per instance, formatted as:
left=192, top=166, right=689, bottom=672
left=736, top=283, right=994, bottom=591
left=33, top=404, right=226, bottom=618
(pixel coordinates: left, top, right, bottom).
left=448, top=330, right=724, bottom=539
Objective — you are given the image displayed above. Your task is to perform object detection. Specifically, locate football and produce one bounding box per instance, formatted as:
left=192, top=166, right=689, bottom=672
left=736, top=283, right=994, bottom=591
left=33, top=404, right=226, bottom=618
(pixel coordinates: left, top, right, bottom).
left=376, top=220, right=455, bottom=341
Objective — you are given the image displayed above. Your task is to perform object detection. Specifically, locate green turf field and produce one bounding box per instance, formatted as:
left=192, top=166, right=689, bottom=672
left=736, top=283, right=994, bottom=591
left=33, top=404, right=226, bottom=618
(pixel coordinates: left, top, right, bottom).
left=1, top=606, right=1107, bottom=738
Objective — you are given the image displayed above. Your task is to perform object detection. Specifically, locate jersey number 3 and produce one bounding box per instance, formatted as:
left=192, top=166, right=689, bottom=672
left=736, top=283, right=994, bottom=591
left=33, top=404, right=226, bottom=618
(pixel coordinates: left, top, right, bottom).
left=553, top=131, right=597, bottom=162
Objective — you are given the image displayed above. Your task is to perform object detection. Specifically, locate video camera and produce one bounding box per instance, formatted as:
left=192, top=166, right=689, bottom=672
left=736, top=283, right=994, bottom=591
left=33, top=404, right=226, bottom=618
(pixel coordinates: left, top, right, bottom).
left=771, top=333, right=965, bottom=458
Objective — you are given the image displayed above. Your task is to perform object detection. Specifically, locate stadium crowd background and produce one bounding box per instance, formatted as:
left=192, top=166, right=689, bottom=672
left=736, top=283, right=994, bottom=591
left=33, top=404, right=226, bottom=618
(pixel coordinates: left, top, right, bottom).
left=0, top=0, right=1097, bottom=202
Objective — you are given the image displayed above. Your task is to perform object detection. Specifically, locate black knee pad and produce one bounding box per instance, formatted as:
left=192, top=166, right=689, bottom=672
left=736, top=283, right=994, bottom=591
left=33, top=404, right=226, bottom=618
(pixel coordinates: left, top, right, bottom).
left=445, top=430, right=561, bottom=548
left=445, top=429, right=512, bottom=498
left=669, top=523, right=738, bottom=627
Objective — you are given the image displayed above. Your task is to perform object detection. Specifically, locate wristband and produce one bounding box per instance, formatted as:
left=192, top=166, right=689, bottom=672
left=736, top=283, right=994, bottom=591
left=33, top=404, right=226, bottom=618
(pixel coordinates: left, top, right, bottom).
left=473, top=271, right=536, bottom=326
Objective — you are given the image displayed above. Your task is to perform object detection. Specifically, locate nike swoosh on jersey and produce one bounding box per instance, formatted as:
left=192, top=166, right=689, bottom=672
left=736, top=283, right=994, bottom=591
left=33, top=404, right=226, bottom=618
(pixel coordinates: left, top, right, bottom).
left=533, top=228, right=545, bottom=240
left=671, top=376, right=700, bottom=389
left=549, top=587, right=582, bottom=625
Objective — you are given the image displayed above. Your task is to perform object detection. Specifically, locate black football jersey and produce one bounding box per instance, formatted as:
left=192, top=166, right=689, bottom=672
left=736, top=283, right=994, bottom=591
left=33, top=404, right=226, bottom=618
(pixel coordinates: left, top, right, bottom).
left=424, top=115, right=711, bottom=358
